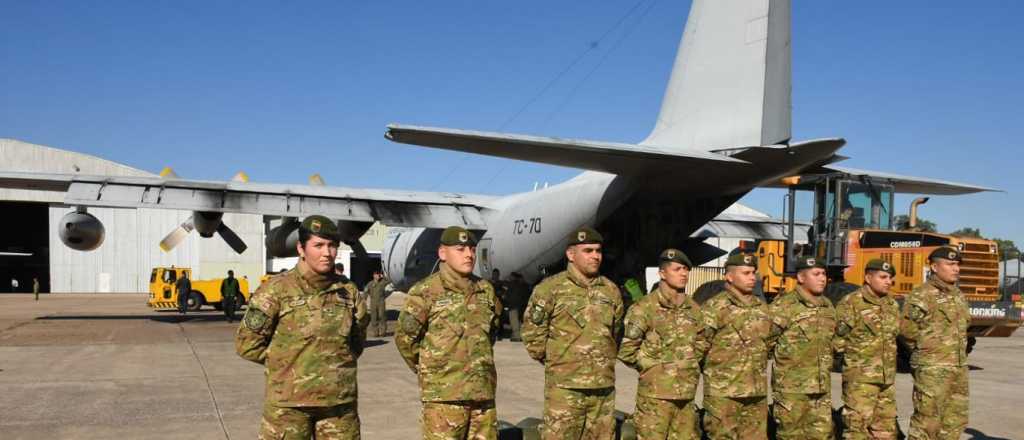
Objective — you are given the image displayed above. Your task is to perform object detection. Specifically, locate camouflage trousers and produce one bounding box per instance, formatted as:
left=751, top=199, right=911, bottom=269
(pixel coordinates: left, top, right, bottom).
left=421, top=400, right=497, bottom=440
left=369, top=296, right=387, bottom=336
left=702, top=395, right=767, bottom=440
left=633, top=395, right=699, bottom=440
left=772, top=392, right=832, bottom=440
left=842, top=381, right=897, bottom=440
left=260, top=402, right=360, bottom=440
left=909, top=366, right=968, bottom=440
left=543, top=386, right=615, bottom=440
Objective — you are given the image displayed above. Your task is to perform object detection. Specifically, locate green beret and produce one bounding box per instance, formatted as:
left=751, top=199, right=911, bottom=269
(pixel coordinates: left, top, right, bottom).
left=794, top=256, right=825, bottom=271
left=865, top=258, right=896, bottom=276
left=725, top=253, right=757, bottom=268
left=300, top=215, right=339, bottom=240
left=566, top=226, right=603, bottom=247
left=658, top=248, right=692, bottom=268
left=929, top=246, right=962, bottom=262
left=440, top=226, right=477, bottom=246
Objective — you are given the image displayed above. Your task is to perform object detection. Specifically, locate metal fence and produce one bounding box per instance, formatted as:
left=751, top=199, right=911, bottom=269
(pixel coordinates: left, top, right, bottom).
left=686, top=266, right=726, bottom=293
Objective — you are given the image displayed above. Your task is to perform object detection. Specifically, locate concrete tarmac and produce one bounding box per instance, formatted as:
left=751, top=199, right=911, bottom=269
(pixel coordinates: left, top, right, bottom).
left=0, top=293, right=1019, bottom=439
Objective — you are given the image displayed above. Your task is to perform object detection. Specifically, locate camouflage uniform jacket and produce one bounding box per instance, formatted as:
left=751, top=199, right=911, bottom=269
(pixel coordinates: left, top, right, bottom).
left=900, top=275, right=970, bottom=368
left=835, top=285, right=899, bottom=385
left=235, top=263, right=369, bottom=407
left=618, top=283, right=708, bottom=400
left=701, top=285, right=772, bottom=398
left=395, top=264, right=501, bottom=402
left=522, top=264, right=625, bottom=389
left=769, top=286, right=836, bottom=395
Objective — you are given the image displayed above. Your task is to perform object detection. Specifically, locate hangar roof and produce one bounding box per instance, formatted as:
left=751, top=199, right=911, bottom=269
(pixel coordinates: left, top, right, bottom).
left=0, top=138, right=153, bottom=203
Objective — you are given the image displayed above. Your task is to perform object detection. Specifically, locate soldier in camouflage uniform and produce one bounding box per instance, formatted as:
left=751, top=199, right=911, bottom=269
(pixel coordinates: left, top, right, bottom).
left=768, top=257, right=836, bottom=440
left=522, top=226, right=625, bottom=440
left=901, top=247, right=970, bottom=440
left=618, top=249, right=708, bottom=440
left=700, top=253, right=771, bottom=440
left=235, top=215, right=370, bottom=440
left=835, top=258, right=900, bottom=440
left=395, top=226, right=502, bottom=440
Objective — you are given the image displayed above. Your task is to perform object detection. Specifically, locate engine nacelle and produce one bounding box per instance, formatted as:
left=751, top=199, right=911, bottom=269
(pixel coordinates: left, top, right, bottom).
left=58, top=210, right=105, bottom=251
left=193, top=211, right=223, bottom=238
left=337, top=221, right=373, bottom=244
left=266, top=219, right=300, bottom=258
left=382, top=227, right=442, bottom=290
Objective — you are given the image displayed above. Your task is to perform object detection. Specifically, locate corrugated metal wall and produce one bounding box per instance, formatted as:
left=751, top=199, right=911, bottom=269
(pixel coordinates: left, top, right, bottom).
left=48, top=206, right=266, bottom=293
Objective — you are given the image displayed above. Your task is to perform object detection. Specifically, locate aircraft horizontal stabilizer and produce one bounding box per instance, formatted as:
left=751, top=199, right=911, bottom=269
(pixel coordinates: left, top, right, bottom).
left=822, top=166, right=998, bottom=195
left=385, top=124, right=748, bottom=175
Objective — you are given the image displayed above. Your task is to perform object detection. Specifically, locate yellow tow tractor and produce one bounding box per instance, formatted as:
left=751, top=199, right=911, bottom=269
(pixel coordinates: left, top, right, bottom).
left=148, top=266, right=251, bottom=311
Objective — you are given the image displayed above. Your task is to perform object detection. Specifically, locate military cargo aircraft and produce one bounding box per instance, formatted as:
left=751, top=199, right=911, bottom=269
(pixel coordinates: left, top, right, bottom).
left=0, top=0, right=993, bottom=289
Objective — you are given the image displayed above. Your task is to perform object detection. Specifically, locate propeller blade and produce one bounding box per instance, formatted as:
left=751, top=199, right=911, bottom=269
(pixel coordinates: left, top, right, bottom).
left=217, top=222, right=249, bottom=254
left=159, top=216, right=194, bottom=252
left=308, top=174, right=325, bottom=186
left=346, top=239, right=369, bottom=259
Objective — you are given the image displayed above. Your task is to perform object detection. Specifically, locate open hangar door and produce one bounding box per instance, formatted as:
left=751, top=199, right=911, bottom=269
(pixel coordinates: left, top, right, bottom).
left=0, top=202, right=50, bottom=293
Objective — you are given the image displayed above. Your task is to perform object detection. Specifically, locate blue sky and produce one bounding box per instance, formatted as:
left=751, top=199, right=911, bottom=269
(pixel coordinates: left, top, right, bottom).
left=3, top=1, right=1022, bottom=244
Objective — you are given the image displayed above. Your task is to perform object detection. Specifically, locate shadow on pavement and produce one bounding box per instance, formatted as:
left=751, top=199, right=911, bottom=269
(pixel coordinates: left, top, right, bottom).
left=363, top=339, right=390, bottom=348
left=37, top=314, right=237, bottom=324
left=964, top=428, right=1012, bottom=440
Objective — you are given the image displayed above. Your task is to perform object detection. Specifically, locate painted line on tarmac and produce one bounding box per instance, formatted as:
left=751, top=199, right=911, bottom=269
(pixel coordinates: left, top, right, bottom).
left=177, top=319, right=231, bottom=440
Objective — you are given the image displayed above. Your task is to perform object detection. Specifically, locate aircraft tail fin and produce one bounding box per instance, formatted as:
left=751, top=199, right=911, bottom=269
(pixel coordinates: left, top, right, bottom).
left=641, top=0, right=791, bottom=151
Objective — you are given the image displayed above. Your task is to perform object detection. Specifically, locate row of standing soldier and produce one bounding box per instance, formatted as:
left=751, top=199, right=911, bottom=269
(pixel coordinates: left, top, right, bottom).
left=234, top=218, right=970, bottom=440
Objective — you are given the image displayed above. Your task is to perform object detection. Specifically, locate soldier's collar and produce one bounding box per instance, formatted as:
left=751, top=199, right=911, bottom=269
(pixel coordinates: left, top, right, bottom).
left=927, top=275, right=956, bottom=294
left=725, top=283, right=758, bottom=307
left=796, top=285, right=827, bottom=307
left=296, top=260, right=337, bottom=292
left=861, top=285, right=886, bottom=305
left=566, top=263, right=602, bottom=288
left=439, top=262, right=475, bottom=294
left=656, top=282, right=690, bottom=309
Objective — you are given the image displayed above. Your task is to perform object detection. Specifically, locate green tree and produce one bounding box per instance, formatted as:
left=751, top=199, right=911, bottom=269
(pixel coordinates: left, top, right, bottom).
left=949, top=227, right=982, bottom=238
left=993, top=238, right=1021, bottom=260
left=894, top=215, right=937, bottom=232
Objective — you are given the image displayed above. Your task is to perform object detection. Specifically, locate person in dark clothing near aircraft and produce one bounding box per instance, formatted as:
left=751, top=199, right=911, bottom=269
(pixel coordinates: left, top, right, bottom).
left=176, top=272, right=192, bottom=315
left=221, top=270, right=241, bottom=322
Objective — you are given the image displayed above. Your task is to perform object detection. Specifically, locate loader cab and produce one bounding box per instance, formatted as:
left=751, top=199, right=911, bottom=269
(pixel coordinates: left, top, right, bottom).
left=811, top=177, right=895, bottom=268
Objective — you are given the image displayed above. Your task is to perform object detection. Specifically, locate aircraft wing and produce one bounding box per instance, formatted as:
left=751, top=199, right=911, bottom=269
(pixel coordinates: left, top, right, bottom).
left=759, top=165, right=998, bottom=195
left=0, top=171, right=496, bottom=229
left=385, top=124, right=749, bottom=175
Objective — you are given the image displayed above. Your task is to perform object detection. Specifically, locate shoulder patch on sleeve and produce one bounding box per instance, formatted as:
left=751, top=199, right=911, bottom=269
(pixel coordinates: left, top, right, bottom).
left=243, top=308, right=271, bottom=333
left=836, top=321, right=852, bottom=337
left=529, top=302, right=547, bottom=325
left=907, top=304, right=927, bottom=321
left=400, top=312, right=421, bottom=333
left=625, top=322, right=644, bottom=340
